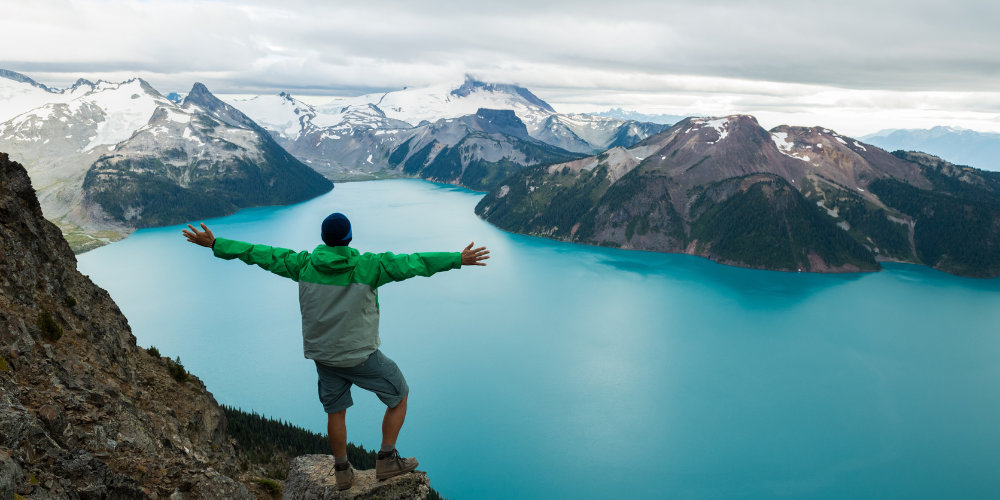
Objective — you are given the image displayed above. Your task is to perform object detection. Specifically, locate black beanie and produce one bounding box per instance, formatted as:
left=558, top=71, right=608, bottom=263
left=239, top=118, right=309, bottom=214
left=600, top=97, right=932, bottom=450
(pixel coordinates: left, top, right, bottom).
left=321, top=213, right=352, bottom=246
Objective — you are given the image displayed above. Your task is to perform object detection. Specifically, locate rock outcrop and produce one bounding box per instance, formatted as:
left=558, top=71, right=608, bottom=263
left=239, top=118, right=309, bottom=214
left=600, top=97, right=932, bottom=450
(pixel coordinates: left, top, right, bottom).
left=283, top=455, right=430, bottom=500
left=0, top=152, right=252, bottom=498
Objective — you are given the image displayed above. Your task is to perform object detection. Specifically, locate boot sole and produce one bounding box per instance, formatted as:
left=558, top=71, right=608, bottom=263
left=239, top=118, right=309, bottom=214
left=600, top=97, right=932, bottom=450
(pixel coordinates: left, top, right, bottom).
left=375, top=461, right=419, bottom=481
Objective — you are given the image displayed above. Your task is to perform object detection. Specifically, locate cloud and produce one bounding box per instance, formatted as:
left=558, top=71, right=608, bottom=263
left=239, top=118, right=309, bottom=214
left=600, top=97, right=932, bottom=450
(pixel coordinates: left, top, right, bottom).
left=2, top=0, right=999, bottom=134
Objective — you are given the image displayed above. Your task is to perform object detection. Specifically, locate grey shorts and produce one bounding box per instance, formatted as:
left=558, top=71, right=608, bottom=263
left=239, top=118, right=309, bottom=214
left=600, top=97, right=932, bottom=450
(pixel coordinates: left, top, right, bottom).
left=315, top=350, right=409, bottom=414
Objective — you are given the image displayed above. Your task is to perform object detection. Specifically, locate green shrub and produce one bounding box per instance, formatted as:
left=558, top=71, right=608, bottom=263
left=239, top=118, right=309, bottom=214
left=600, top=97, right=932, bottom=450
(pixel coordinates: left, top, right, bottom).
left=148, top=346, right=161, bottom=357
left=64, top=295, right=77, bottom=308
left=167, top=356, right=189, bottom=383
left=0, top=356, right=8, bottom=372
left=253, top=477, right=281, bottom=497
left=37, top=309, right=63, bottom=341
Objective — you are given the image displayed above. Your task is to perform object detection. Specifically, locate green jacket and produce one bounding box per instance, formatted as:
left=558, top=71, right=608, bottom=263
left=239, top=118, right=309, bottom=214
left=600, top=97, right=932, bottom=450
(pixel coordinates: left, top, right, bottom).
left=213, top=238, right=462, bottom=367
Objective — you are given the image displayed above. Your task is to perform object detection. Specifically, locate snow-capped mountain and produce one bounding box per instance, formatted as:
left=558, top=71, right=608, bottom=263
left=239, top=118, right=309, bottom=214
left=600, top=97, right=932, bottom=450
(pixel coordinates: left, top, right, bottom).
left=226, top=76, right=669, bottom=177
left=326, top=77, right=557, bottom=129
left=224, top=93, right=413, bottom=178
left=0, top=71, right=330, bottom=250
left=0, top=69, right=89, bottom=122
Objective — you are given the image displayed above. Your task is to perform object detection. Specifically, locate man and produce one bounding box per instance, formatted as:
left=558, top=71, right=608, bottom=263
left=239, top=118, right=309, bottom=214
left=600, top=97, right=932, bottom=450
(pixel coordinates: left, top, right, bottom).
left=182, top=212, right=489, bottom=490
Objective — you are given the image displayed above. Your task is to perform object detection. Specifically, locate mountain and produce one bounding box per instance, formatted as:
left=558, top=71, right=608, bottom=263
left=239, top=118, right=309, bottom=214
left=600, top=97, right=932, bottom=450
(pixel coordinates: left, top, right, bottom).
left=82, top=82, right=332, bottom=230
left=592, top=107, right=685, bottom=125
left=0, top=71, right=332, bottom=251
left=531, top=113, right=671, bottom=154
left=862, top=126, right=1000, bottom=172
left=0, top=69, right=82, bottom=122
left=228, top=92, right=414, bottom=179
left=228, top=87, right=586, bottom=189
left=327, top=76, right=557, bottom=128
left=226, top=77, right=669, bottom=178
left=385, top=108, right=584, bottom=190
left=476, top=115, right=1000, bottom=277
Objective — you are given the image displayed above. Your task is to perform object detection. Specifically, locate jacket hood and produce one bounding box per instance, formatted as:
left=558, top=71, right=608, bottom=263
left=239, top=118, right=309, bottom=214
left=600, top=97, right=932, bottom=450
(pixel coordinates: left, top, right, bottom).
left=310, top=245, right=359, bottom=272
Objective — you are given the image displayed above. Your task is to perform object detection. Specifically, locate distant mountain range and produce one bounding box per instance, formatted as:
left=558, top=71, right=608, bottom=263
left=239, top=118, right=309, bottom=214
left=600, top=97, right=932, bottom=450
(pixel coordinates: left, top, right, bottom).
left=4, top=68, right=1000, bottom=276
left=0, top=70, right=669, bottom=250
left=477, top=116, right=1000, bottom=278
left=592, top=107, right=685, bottom=125
left=224, top=76, right=671, bottom=180
left=0, top=70, right=331, bottom=251
left=862, top=126, right=1000, bottom=172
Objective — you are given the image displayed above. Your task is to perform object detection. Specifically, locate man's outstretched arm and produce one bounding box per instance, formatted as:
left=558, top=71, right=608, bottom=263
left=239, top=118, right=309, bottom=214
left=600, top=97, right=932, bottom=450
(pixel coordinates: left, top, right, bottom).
left=182, top=223, right=309, bottom=281
left=373, top=242, right=490, bottom=287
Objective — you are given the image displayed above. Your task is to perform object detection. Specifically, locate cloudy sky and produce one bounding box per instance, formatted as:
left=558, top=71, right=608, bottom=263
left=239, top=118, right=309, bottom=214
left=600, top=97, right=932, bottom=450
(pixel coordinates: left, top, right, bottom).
left=2, top=0, right=999, bottom=135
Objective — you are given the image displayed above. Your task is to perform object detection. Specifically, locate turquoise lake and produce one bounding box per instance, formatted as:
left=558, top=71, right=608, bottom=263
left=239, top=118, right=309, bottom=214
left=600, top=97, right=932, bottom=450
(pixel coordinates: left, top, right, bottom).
left=78, top=179, right=1000, bottom=499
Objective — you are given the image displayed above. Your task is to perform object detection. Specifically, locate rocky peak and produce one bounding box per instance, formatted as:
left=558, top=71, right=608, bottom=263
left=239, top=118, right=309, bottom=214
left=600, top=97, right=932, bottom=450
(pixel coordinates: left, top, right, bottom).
left=71, top=78, right=95, bottom=90
left=472, top=108, right=531, bottom=139
left=0, top=69, right=52, bottom=91
left=0, top=152, right=254, bottom=498
left=183, top=82, right=259, bottom=130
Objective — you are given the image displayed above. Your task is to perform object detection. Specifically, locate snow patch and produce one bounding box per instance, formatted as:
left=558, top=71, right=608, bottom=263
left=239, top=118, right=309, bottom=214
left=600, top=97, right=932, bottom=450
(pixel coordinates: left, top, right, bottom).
left=690, top=117, right=730, bottom=143
left=497, top=185, right=510, bottom=198
left=771, top=132, right=811, bottom=162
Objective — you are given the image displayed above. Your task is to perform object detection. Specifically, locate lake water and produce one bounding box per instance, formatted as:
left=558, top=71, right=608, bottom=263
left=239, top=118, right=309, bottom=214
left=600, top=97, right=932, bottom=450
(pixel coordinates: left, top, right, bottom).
left=78, top=179, right=1000, bottom=499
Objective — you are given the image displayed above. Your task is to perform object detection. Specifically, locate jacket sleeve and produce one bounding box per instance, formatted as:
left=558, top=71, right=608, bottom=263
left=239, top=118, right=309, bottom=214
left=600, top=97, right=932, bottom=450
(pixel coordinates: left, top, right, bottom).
left=212, top=237, right=310, bottom=281
left=372, top=251, right=462, bottom=288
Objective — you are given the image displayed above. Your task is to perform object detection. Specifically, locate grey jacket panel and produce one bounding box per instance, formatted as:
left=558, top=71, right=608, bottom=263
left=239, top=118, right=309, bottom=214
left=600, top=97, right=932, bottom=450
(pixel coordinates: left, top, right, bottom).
left=299, top=281, right=380, bottom=367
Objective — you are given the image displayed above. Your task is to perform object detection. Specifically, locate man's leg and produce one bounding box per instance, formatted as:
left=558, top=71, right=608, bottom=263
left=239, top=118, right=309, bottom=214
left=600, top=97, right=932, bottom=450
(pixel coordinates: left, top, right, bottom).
left=381, top=392, right=407, bottom=450
left=328, top=409, right=348, bottom=457
left=316, top=361, right=356, bottom=488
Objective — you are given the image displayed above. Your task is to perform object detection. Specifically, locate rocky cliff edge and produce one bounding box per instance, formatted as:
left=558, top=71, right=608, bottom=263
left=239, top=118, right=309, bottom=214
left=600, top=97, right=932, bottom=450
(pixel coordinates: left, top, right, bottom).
left=0, top=152, right=432, bottom=499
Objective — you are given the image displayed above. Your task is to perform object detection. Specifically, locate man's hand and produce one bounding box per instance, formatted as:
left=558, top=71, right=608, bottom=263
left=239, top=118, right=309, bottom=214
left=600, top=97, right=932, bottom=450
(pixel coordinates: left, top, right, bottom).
left=182, top=223, right=216, bottom=248
left=461, top=242, right=490, bottom=266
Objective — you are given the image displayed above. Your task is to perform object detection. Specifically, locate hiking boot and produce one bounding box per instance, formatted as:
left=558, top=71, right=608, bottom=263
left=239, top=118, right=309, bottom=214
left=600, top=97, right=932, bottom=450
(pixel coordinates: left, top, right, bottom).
left=334, top=462, right=355, bottom=490
left=375, top=449, right=419, bottom=481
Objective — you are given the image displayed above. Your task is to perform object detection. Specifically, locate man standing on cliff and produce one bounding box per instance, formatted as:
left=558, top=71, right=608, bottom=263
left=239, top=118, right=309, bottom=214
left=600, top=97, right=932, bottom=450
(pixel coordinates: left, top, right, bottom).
left=183, top=213, right=489, bottom=490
